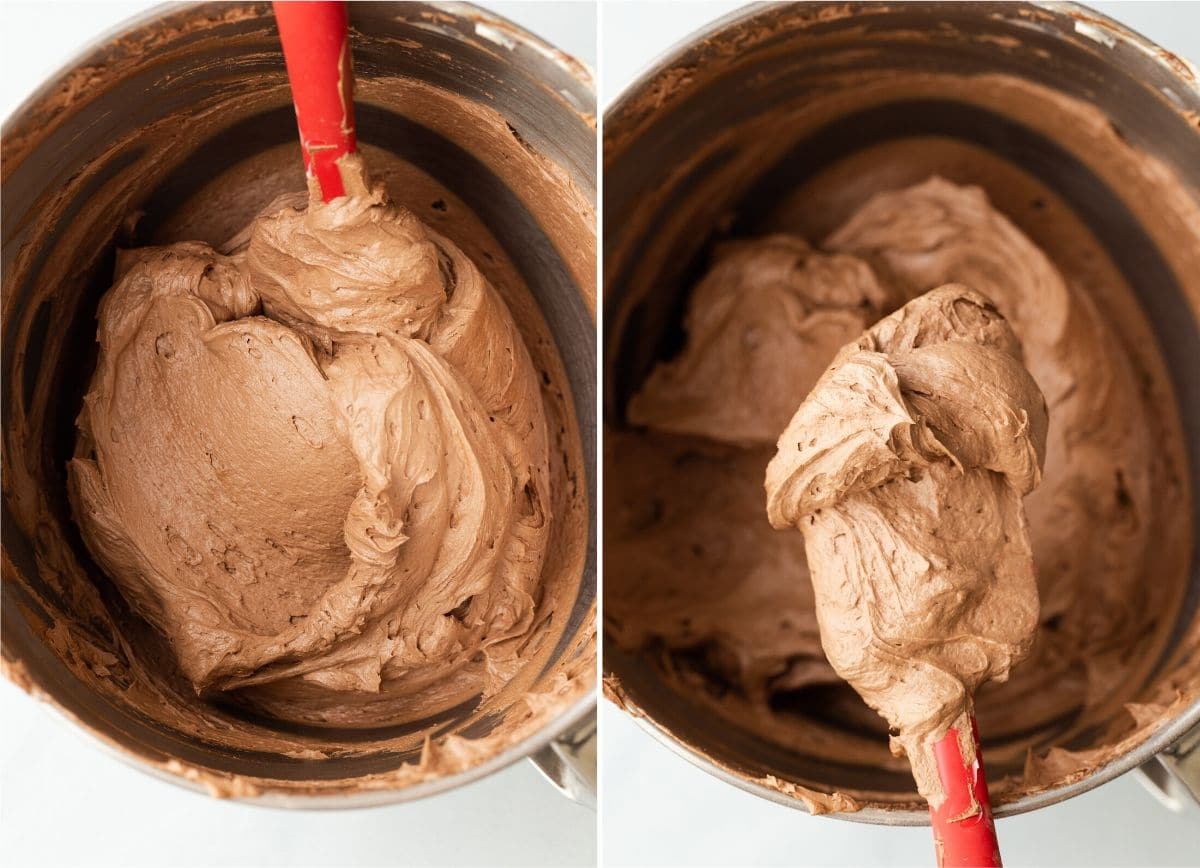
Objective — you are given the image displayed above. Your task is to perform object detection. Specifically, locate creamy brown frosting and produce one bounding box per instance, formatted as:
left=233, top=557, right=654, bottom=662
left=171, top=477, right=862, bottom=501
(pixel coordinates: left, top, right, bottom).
left=3, top=30, right=594, bottom=796
left=69, top=154, right=552, bottom=713
left=765, top=285, right=1047, bottom=802
left=628, top=235, right=889, bottom=444
left=606, top=168, right=1192, bottom=807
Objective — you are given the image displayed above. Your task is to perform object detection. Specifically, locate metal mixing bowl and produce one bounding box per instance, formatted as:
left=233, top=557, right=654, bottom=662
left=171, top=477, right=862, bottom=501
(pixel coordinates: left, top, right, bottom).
left=603, top=0, right=1199, bottom=824
left=2, top=1, right=596, bottom=807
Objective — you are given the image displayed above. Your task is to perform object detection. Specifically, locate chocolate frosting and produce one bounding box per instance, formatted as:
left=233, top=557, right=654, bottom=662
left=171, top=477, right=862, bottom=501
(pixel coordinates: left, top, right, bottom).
left=628, top=235, right=889, bottom=444
left=765, top=285, right=1047, bottom=802
left=606, top=169, right=1192, bottom=808
left=69, top=155, right=552, bottom=710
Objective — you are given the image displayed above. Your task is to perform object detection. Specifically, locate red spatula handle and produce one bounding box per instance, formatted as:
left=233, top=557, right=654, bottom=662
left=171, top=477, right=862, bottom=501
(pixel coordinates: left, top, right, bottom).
left=272, top=1, right=356, bottom=202
left=929, top=715, right=1002, bottom=867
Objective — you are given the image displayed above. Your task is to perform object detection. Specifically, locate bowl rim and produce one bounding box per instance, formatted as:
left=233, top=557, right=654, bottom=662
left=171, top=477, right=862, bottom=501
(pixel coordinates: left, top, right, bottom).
left=604, top=0, right=1199, bottom=129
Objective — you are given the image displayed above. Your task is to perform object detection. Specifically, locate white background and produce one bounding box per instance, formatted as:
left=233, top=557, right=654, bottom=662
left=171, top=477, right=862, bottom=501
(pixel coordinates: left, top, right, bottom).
left=599, top=2, right=1200, bottom=867
left=0, top=3, right=596, bottom=867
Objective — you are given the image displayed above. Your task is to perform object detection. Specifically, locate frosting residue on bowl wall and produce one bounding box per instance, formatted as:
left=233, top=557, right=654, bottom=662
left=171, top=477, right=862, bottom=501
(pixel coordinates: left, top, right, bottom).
left=605, top=64, right=1199, bottom=813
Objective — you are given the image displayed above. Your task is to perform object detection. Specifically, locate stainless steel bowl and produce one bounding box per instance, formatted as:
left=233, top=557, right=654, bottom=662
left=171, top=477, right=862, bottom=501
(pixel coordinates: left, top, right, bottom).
left=604, top=0, right=1199, bottom=824
left=2, top=1, right=596, bottom=807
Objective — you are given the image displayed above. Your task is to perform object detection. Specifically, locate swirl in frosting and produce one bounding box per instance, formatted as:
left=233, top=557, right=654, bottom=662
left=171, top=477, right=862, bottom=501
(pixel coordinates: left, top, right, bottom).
left=69, top=155, right=551, bottom=712
left=627, top=235, right=890, bottom=444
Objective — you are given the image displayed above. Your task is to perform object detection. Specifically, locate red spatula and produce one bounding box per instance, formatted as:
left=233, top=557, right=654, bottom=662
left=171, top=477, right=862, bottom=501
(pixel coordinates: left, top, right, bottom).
left=929, top=714, right=1002, bottom=867
left=272, top=1, right=357, bottom=202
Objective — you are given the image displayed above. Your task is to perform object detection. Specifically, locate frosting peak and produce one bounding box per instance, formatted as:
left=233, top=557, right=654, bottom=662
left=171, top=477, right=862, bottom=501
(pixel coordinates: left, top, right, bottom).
left=627, top=235, right=889, bottom=445
left=248, top=155, right=447, bottom=342
left=765, top=284, right=1047, bottom=802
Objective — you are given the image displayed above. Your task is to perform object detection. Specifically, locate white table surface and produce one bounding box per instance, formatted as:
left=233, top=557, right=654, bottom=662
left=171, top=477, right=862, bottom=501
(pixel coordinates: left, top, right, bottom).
left=599, top=2, right=1200, bottom=867
left=0, top=3, right=596, bottom=867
